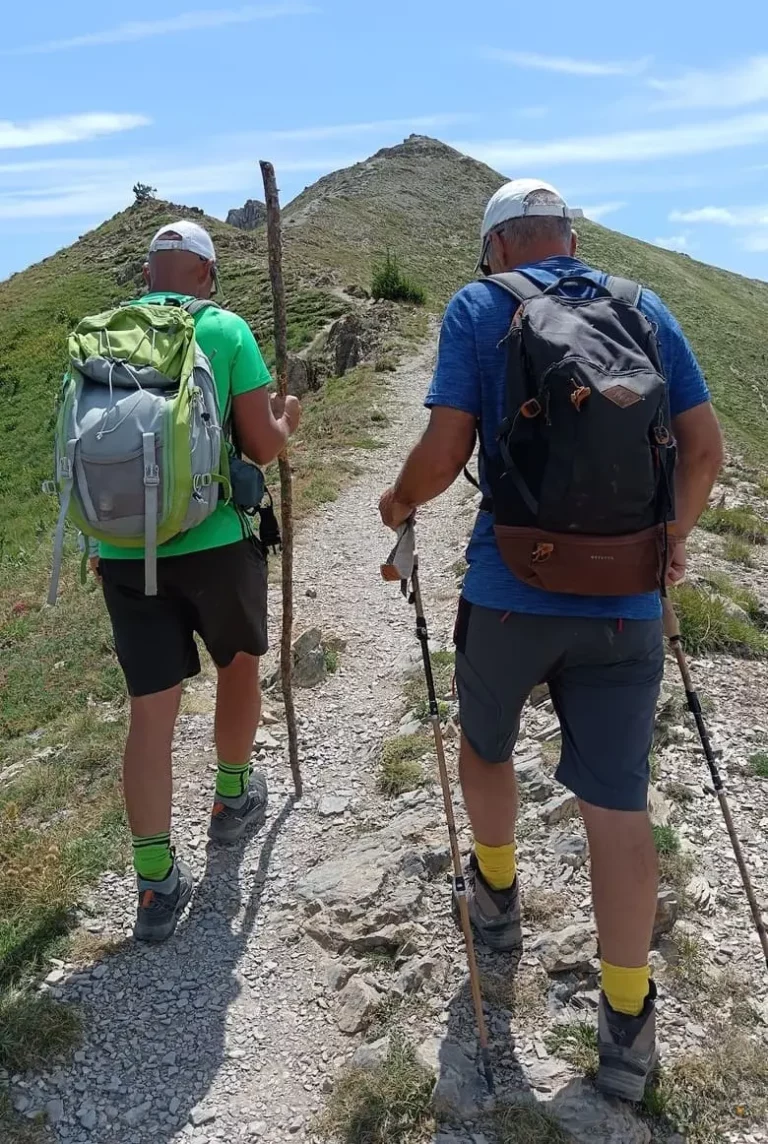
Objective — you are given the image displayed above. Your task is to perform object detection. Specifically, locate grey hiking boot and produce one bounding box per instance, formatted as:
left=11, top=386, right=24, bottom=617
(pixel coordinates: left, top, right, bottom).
left=454, top=852, right=523, bottom=952
left=597, top=979, right=659, bottom=1102
left=208, top=770, right=268, bottom=844
left=134, top=858, right=195, bottom=943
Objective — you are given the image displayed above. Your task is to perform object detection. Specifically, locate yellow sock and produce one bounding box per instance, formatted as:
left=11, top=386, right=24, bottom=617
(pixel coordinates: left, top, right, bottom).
left=474, top=841, right=517, bottom=892
left=601, top=961, right=650, bottom=1017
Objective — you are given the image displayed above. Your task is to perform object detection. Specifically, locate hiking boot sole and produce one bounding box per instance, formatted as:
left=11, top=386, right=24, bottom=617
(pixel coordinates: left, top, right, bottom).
left=133, top=879, right=194, bottom=944
left=207, top=802, right=267, bottom=845
left=596, top=1050, right=659, bottom=1103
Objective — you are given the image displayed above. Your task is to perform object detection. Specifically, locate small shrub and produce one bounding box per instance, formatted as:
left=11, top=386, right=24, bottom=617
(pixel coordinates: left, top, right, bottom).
left=748, top=750, right=768, bottom=778
left=378, top=734, right=429, bottom=796
left=324, top=647, right=339, bottom=674
left=132, top=182, right=157, bottom=204
left=723, top=537, right=755, bottom=567
left=546, top=1020, right=599, bottom=1076
left=699, top=505, right=768, bottom=544
left=371, top=251, right=426, bottom=305
left=317, top=1034, right=434, bottom=1144
left=374, top=355, right=398, bottom=373
left=671, top=582, right=768, bottom=658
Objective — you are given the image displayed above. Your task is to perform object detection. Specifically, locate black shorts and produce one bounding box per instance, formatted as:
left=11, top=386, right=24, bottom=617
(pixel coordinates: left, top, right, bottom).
left=454, top=599, right=664, bottom=812
left=101, top=539, right=268, bottom=698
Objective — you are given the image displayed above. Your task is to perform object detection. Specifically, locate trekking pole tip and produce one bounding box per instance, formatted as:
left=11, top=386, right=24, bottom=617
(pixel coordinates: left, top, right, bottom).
left=481, top=1049, right=495, bottom=1095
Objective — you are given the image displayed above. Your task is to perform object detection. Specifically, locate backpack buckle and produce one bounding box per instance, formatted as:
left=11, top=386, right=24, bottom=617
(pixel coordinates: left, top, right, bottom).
left=58, top=458, right=73, bottom=480
left=193, top=473, right=213, bottom=490
left=520, top=399, right=542, bottom=420
left=143, top=463, right=160, bottom=487
left=42, top=480, right=57, bottom=496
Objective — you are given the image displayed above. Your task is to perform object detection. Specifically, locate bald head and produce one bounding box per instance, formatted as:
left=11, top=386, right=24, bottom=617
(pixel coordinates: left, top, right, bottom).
left=144, top=221, right=217, bottom=298
left=144, top=248, right=215, bottom=298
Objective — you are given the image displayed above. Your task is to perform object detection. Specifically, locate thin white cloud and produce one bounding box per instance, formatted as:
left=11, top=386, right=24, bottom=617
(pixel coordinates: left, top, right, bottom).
left=0, top=113, right=150, bottom=151
left=266, top=114, right=473, bottom=141
left=650, top=55, right=768, bottom=110
left=5, top=5, right=317, bottom=55
left=670, top=205, right=768, bottom=227
left=581, top=201, right=627, bottom=222
left=483, top=49, right=651, bottom=77
left=654, top=234, right=692, bottom=253
left=455, top=112, right=768, bottom=168
left=0, top=153, right=361, bottom=219
left=670, top=207, right=741, bottom=225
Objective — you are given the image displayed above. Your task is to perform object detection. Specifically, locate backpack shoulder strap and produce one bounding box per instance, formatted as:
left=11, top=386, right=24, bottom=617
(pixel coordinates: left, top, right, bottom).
left=486, top=271, right=544, bottom=304
left=605, top=276, right=642, bottom=307
left=183, top=299, right=222, bottom=317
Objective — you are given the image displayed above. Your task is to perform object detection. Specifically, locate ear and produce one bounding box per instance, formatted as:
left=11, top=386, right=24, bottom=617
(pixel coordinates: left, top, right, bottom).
left=570, top=229, right=579, bottom=257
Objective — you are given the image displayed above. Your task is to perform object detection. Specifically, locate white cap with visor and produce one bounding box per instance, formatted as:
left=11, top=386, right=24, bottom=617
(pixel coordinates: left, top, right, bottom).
left=477, top=179, right=583, bottom=273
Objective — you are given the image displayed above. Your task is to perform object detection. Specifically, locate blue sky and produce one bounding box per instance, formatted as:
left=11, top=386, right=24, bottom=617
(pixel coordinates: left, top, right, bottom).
left=1, top=1, right=767, bottom=282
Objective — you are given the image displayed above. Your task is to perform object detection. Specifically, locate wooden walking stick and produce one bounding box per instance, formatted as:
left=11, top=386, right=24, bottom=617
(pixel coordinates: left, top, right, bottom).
left=260, top=159, right=302, bottom=800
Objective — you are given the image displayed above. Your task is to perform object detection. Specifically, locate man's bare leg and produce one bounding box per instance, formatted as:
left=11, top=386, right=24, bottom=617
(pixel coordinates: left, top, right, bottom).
left=209, top=653, right=267, bottom=842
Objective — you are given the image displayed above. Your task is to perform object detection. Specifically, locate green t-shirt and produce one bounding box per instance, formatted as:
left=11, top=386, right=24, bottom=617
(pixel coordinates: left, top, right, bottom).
left=99, top=293, right=272, bottom=560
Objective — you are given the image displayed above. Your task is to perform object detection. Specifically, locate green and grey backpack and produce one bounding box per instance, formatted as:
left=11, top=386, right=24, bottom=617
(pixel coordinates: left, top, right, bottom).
left=47, top=298, right=229, bottom=603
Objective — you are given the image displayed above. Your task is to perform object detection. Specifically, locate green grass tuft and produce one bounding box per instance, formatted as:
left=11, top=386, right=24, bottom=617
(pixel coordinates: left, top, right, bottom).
left=722, top=536, right=756, bottom=567
left=699, top=505, right=768, bottom=544
left=642, top=1029, right=768, bottom=1143
left=671, top=582, right=768, bottom=658
left=545, top=1020, right=599, bottom=1076
left=653, top=824, right=680, bottom=855
left=748, top=750, right=768, bottom=778
left=494, top=1102, right=574, bottom=1143
left=317, top=1034, right=434, bottom=1144
left=0, top=984, right=81, bottom=1071
left=377, top=734, right=429, bottom=796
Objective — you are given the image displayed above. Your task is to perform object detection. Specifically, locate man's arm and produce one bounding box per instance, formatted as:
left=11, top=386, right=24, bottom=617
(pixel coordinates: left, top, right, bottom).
left=233, top=388, right=299, bottom=466
left=672, top=402, right=724, bottom=538
left=380, top=288, right=482, bottom=529
left=380, top=407, right=477, bottom=528
left=226, top=314, right=300, bottom=465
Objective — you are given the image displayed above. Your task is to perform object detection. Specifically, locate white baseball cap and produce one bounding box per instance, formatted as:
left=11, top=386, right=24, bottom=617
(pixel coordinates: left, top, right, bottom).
left=149, top=219, right=216, bottom=262
left=477, top=179, right=583, bottom=272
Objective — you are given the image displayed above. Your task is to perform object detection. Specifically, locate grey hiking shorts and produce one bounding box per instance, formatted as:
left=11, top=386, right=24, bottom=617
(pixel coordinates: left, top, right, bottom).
left=454, top=599, right=664, bottom=812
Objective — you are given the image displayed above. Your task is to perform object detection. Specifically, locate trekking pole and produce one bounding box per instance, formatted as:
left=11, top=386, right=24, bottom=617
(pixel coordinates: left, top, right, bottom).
left=382, top=522, right=494, bottom=1093
left=663, top=596, right=768, bottom=966
left=260, top=159, right=302, bottom=800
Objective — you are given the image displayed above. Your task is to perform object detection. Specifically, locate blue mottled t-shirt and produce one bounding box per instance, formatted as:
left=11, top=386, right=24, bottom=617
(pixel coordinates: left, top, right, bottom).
left=426, top=257, right=710, bottom=620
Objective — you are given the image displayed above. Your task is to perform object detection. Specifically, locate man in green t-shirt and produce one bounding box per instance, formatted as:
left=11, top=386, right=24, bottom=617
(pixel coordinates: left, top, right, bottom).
left=97, top=220, right=300, bottom=942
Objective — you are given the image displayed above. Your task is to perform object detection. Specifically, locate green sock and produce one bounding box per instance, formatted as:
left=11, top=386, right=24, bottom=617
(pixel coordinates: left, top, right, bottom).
left=215, top=759, right=251, bottom=801
left=132, top=832, right=173, bottom=882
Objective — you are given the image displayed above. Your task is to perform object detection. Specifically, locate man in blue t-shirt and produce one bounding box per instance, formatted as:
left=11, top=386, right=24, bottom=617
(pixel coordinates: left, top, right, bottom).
left=380, top=179, right=723, bottom=1101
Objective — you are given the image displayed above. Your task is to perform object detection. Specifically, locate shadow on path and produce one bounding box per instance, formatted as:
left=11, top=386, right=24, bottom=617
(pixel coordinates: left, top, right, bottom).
left=49, top=796, right=295, bottom=1143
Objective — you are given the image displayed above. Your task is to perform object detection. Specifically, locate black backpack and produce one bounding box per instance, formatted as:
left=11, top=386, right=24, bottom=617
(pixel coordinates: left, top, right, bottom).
left=479, top=271, right=677, bottom=596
